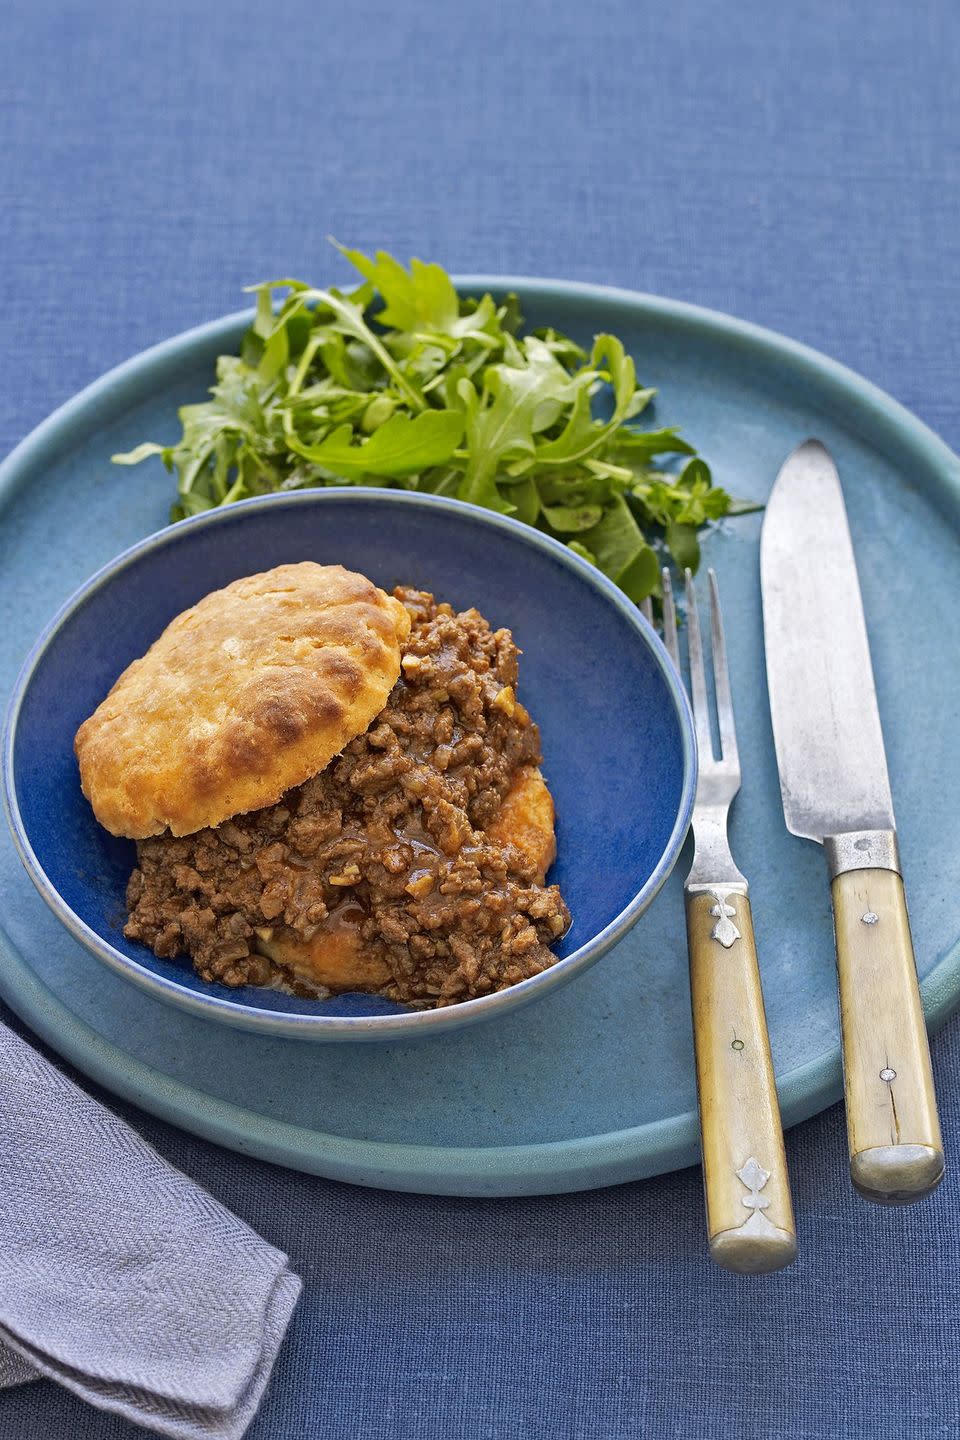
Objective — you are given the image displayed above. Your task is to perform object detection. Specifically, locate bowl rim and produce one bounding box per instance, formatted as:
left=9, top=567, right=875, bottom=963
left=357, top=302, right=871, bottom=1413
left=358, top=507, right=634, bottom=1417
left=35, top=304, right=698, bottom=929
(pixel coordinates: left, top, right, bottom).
left=3, top=487, right=697, bottom=1040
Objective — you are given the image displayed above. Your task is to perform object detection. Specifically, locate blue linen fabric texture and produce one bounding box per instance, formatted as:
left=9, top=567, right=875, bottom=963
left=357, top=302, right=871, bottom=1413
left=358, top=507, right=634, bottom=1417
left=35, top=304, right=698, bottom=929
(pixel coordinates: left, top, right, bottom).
left=2, top=0, right=960, bottom=1436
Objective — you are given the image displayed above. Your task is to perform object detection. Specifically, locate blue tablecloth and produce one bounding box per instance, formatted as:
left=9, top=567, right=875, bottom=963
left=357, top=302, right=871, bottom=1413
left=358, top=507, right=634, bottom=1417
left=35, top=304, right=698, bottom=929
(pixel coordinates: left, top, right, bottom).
left=2, top=2, right=959, bottom=1436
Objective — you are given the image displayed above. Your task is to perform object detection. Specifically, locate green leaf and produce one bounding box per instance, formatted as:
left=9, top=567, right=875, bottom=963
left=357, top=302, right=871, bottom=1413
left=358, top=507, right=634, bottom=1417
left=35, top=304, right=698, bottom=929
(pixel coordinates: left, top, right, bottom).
left=678, top=456, right=712, bottom=490
left=171, top=490, right=217, bottom=520
left=617, top=545, right=661, bottom=603
left=577, top=494, right=658, bottom=600
left=541, top=503, right=604, bottom=533
left=458, top=345, right=566, bottom=509
left=611, top=426, right=697, bottom=459
left=510, top=477, right=541, bottom=526
left=337, top=244, right=460, bottom=331
left=524, top=335, right=637, bottom=471
left=726, top=495, right=765, bottom=516
left=561, top=500, right=659, bottom=601
left=287, top=410, right=464, bottom=479
left=112, top=442, right=170, bottom=465
left=360, top=394, right=397, bottom=433
left=253, top=285, right=275, bottom=338
left=257, top=318, right=289, bottom=383
left=281, top=284, right=426, bottom=412
left=583, top=457, right=634, bottom=485
left=665, top=520, right=701, bottom=572
left=336, top=241, right=498, bottom=341
left=497, top=294, right=523, bottom=335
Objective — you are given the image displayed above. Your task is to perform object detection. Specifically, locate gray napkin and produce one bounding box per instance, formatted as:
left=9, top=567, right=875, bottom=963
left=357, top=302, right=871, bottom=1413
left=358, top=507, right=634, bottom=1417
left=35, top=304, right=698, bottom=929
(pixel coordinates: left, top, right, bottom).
left=0, top=1022, right=301, bottom=1438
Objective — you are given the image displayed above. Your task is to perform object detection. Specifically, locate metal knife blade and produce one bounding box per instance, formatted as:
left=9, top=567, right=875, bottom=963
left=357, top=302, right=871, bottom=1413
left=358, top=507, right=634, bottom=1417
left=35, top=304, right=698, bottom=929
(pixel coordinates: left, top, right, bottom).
left=760, top=439, right=895, bottom=845
left=760, top=439, right=943, bottom=1206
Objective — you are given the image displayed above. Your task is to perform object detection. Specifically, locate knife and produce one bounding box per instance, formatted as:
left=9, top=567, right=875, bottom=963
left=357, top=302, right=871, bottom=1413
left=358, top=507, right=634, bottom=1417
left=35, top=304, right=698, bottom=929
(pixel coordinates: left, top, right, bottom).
left=760, top=439, right=944, bottom=1205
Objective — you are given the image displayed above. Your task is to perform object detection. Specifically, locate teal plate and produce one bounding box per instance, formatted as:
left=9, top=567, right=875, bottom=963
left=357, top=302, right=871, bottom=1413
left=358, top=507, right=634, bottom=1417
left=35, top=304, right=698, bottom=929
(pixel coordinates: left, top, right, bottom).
left=1, top=279, right=959, bottom=1196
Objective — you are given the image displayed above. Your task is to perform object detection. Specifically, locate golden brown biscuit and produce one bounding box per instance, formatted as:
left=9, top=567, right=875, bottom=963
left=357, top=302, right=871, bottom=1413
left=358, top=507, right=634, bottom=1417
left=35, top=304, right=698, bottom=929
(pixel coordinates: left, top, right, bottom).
left=256, top=765, right=557, bottom=993
left=75, top=562, right=411, bottom=839
left=258, top=919, right=392, bottom=994
left=485, top=765, right=556, bottom=880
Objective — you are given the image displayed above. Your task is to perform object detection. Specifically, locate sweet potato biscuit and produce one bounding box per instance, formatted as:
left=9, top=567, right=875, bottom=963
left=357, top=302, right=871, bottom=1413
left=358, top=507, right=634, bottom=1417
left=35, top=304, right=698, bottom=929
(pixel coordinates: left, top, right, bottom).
left=485, top=765, right=556, bottom=880
left=75, top=562, right=411, bottom=838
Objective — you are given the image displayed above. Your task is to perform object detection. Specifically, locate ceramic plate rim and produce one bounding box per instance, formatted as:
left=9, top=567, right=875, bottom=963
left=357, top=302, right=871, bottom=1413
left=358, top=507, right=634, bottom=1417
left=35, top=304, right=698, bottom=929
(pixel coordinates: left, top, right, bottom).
left=0, top=275, right=958, bottom=1192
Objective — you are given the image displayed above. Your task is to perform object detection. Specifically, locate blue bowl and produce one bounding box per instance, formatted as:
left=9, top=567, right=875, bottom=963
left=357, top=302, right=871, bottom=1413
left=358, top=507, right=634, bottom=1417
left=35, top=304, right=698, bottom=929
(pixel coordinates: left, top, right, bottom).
left=4, top=490, right=695, bottom=1041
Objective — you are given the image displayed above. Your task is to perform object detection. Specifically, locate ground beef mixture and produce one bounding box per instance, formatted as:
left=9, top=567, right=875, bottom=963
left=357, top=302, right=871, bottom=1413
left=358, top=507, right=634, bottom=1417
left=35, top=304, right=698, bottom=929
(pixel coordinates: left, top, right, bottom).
left=124, top=588, right=571, bottom=1007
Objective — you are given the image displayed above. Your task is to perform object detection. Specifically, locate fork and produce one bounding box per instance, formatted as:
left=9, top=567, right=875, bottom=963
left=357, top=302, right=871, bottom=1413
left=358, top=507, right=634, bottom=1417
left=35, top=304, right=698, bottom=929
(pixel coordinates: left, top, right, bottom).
left=643, top=570, right=797, bottom=1274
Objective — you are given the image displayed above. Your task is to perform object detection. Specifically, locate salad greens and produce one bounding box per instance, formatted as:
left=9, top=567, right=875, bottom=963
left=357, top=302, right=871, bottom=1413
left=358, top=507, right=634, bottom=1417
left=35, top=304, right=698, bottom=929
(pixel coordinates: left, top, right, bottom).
left=114, top=242, right=753, bottom=602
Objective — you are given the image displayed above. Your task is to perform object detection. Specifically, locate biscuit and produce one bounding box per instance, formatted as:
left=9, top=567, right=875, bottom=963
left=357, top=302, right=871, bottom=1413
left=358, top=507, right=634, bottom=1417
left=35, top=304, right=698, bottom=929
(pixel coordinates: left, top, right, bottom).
left=485, top=765, right=556, bottom=880
left=75, top=562, right=411, bottom=838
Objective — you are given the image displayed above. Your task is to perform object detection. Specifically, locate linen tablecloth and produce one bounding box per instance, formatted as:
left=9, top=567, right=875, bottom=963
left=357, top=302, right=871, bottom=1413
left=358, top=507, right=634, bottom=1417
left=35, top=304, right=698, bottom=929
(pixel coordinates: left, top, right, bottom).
left=2, top=1, right=958, bottom=1435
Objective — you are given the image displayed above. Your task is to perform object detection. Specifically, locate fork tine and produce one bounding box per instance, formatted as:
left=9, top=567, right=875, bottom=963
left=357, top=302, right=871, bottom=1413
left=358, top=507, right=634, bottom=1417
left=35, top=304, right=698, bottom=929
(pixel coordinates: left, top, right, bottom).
left=707, top=569, right=739, bottom=772
left=661, top=568, right=680, bottom=669
left=684, top=568, right=714, bottom=763
left=640, top=596, right=654, bottom=626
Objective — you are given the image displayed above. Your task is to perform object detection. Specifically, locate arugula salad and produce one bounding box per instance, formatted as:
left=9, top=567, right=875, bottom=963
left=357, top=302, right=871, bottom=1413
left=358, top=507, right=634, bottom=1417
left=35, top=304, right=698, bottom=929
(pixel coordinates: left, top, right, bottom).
left=115, top=244, right=752, bottom=602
